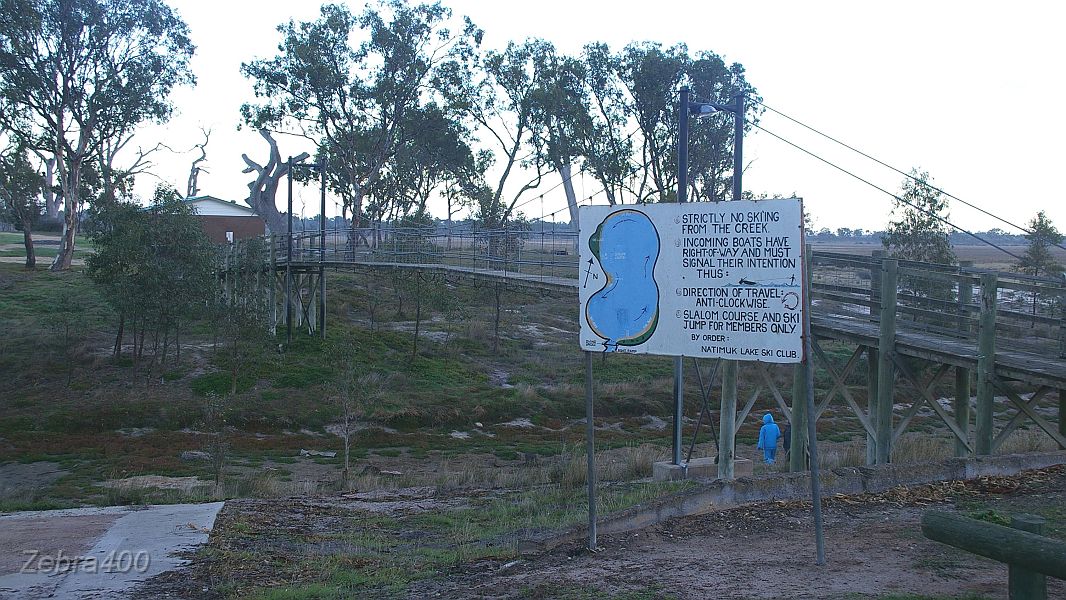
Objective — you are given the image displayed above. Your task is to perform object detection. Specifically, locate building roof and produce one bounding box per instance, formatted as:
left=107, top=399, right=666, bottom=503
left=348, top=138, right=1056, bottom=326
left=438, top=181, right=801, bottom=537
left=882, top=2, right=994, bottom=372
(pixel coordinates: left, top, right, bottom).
left=185, top=195, right=259, bottom=218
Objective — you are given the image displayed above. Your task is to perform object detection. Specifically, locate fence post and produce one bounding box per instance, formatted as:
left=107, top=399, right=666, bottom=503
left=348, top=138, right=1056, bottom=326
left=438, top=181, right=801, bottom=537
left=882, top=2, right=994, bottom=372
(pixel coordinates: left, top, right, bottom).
left=955, top=261, right=974, bottom=457
left=1009, top=515, right=1047, bottom=600
left=976, top=273, right=998, bottom=455
left=876, top=259, right=898, bottom=464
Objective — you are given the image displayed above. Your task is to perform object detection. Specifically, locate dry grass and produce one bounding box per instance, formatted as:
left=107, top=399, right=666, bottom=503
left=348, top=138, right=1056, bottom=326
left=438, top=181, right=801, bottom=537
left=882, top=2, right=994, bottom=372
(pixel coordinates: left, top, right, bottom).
left=996, top=428, right=1060, bottom=454
left=891, top=433, right=952, bottom=464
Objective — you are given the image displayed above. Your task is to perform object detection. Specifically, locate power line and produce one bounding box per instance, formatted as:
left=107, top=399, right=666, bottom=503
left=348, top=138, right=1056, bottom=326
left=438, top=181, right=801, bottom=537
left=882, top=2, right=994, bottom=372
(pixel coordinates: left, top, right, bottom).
left=748, top=119, right=1024, bottom=261
left=752, top=99, right=1059, bottom=250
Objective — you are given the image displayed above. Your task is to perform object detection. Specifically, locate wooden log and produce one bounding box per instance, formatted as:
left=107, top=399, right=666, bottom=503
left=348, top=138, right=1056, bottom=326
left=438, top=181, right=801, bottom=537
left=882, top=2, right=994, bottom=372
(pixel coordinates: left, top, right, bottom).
left=921, top=512, right=1066, bottom=581
left=1010, top=515, right=1047, bottom=600
left=876, top=259, right=898, bottom=464
left=976, top=273, right=998, bottom=455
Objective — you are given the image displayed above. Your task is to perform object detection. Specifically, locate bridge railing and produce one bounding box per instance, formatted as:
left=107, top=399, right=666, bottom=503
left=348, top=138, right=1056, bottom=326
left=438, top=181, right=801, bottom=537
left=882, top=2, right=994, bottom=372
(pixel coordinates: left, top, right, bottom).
left=268, top=228, right=1066, bottom=356
left=276, top=225, right=582, bottom=282
left=811, top=251, right=1066, bottom=357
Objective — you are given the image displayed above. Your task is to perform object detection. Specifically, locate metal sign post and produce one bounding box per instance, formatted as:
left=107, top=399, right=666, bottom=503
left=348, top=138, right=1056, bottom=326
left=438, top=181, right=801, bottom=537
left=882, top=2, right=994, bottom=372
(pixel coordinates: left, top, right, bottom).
left=584, top=350, right=597, bottom=551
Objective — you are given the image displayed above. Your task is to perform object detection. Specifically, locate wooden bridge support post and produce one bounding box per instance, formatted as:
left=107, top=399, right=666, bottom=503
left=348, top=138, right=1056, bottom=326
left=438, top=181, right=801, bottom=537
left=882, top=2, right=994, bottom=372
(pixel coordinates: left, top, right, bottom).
left=976, top=273, right=998, bottom=455
left=717, top=360, right=738, bottom=480
left=955, top=262, right=974, bottom=457
left=791, top=245, right=814, bottom=472
left=269, top=234, right=277, bottom=334
left=875, top=259, right=898, bottom=464
left=790, top=360, right=808, bottom=472
left=878, top=258, right=895, bottom=464
left=867, top=250, right=883, bottom=465
left=1010, top=515, right=1047, bottom=600
left=1060, top=390, right=1066, bottom=450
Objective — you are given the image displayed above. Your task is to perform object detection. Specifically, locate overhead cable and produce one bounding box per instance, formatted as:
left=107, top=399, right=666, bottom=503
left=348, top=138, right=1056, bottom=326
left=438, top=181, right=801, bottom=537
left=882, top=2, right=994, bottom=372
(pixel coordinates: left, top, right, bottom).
left=748, top=119, right=1023, bottom=261
left=752, top=99, right=1062, bottom=250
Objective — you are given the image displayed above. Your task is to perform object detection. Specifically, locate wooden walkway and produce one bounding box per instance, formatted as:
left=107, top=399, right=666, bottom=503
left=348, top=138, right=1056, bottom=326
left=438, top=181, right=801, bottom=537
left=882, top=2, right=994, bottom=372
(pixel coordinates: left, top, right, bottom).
left=285, top=255, right=1066, bottom=390
left=225, top=229, right=1066, bottom=462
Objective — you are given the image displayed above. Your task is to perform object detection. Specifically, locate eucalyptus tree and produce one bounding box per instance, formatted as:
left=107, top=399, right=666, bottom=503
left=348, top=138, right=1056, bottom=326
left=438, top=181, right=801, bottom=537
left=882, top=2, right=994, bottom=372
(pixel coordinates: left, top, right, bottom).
left=437, top=39, right=549, bottom=228
left=241, top=1, right=480, bottom=233
left=616, top=43, right=688, bottom=203
left=615, top=43, right=759, bottom=203
left=1017, top=211, right=1064, bottom=279
left=528, top=42, right=590, bottom=229
left=882, top=169, right=957, bottom=300
left=87, top=186, right=216, bottom=364
left=367, top=103, right=484, bottom=222
left=686, top=53, right=760, bottom=202
left=0, top=143, right=44, bottom=268
left=0, top=0, right=195, bottom=270
left=579, top=42, right=634, bottom=207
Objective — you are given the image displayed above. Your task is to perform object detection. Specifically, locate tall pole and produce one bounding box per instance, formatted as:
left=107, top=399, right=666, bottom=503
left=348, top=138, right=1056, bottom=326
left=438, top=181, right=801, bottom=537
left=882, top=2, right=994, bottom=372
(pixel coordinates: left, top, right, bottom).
left=802, top=243, right=826, bottom=565
left=732, top=91, right=744, bottom=203
left=678, top=87, right=690, bottom=203
left=584, top=351, right=597, bottom=550
left=286, top=156, right=293, bottom=345
left=319, top=160, right=326, bottom=339
left=673, top=87, right=690, bottom=465
left=719, top=91, right=744, bottom=477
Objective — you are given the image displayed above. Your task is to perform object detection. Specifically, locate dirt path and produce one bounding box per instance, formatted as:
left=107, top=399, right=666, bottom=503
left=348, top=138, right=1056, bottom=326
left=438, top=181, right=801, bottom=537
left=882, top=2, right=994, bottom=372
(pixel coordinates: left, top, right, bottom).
left=136, top=466, right=1066, bottom=599
left=414, top=468, right=1066, bottom=599
left=419, top=504, right=1028, bottom=599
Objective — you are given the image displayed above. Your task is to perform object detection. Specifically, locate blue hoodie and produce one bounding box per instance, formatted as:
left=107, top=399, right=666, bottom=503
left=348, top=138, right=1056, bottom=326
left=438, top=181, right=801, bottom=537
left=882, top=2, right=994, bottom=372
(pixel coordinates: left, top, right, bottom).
left=757, top=413, right=781, bottom=450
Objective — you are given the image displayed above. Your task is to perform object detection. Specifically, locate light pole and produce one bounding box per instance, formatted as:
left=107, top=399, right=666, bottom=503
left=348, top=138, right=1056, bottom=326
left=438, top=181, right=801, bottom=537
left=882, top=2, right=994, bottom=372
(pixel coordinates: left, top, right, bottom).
left=673, top=87, right=746, bottom=467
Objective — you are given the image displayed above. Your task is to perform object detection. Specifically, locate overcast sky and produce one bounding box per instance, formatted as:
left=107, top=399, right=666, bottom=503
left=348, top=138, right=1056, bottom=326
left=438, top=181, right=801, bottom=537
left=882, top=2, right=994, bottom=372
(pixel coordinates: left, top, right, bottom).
left=134, top=1, right=1066, bottom=234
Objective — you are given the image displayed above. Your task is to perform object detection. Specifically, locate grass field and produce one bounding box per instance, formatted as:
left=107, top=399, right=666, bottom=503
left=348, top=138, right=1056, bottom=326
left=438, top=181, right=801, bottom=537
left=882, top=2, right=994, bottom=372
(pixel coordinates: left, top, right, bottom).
left=1, top=240, right=1063, bottom=598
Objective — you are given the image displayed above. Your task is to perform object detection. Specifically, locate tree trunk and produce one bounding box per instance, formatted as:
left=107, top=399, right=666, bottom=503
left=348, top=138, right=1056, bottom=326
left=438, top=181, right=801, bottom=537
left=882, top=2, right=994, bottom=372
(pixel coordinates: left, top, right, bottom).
left=113, top=313, right=125, bottom=358
left=558, top=163, right=580, bottom=231
left=21, top=226, right=35, bottom=269
left=242, top=129, right=309, bottom=234
left=43, top=157, right=59, bottom=220
left=51, top=203, right=77, bottom=270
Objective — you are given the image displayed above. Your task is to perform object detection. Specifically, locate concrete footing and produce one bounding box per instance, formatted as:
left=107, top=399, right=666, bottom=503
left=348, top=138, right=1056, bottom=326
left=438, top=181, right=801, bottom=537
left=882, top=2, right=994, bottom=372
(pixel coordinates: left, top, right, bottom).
left=652, top=457, right=753, bottom=481
left=519, top=450, right=1066, bottom=555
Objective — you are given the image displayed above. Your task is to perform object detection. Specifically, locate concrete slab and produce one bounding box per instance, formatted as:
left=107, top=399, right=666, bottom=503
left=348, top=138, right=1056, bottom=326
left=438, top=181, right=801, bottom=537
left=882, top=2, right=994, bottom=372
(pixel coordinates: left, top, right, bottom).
left=0, top=502, right=224, bottom=600
left=652, top=457, right=753, bottom=481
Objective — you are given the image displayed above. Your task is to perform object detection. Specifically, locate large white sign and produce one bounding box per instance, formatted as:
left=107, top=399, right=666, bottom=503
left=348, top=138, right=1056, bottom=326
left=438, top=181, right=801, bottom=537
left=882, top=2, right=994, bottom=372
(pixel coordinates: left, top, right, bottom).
left=578, top=199, right=804, bottom=363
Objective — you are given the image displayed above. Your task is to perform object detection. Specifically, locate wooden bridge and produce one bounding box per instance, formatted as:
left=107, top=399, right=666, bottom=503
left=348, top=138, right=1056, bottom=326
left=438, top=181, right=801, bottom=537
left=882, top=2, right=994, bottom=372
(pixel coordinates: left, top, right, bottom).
left=221, top=226, right=1066, bottom=468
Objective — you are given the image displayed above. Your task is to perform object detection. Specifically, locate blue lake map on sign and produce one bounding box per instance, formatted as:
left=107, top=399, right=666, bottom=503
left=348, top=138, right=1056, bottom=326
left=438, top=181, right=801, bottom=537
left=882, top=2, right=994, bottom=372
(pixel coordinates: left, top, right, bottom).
left=585, top=209, right=660, bottom=351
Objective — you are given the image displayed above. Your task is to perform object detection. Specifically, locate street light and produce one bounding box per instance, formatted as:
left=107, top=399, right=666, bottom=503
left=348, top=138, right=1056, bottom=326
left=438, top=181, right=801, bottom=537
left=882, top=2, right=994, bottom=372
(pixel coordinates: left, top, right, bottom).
left=671, top=86, right=747, bottom=467
left=677, top=86, right=745, bottom=204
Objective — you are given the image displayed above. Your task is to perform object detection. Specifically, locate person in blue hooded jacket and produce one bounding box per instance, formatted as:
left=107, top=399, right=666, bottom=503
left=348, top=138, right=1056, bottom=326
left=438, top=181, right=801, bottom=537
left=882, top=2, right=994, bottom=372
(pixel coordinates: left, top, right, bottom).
left=757, top=413, right=781, bottom=465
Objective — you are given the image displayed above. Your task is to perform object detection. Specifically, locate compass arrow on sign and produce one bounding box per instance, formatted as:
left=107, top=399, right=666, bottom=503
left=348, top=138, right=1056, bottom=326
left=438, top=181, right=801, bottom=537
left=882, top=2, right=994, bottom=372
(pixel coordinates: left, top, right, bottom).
left=583, top=258, right=597, bottom=288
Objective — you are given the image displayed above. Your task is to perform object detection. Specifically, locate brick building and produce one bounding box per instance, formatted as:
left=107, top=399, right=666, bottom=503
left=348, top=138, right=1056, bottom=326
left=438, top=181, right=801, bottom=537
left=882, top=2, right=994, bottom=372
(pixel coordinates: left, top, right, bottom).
left=185, top=196, right=266, bottom=244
